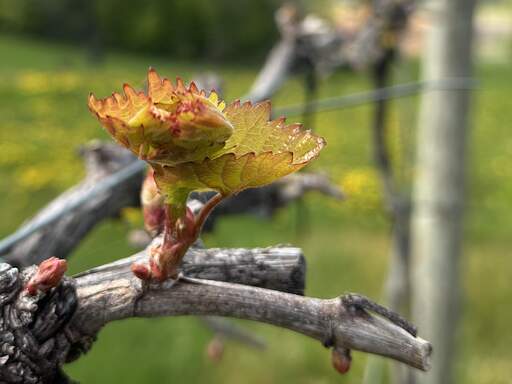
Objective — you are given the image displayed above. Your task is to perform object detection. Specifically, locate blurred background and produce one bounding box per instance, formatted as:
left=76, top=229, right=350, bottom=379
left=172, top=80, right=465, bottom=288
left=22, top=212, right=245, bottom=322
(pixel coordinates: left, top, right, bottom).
left=0, top=0, right=511, bottom=383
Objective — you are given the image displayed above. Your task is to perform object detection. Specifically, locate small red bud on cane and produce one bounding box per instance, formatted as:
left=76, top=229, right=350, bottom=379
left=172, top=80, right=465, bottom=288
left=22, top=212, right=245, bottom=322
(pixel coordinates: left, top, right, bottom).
left=206, top=336, right=224, bottom=363
left=25, top=257, right=67, bottom=295
left=331, top=347, right=352, bottom=375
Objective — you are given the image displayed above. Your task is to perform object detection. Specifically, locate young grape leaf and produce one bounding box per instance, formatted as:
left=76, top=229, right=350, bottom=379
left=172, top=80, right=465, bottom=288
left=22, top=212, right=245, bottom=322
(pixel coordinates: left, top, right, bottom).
left=211, top=100, right=323, bottom=163
left=89, top=69, right=325, bottom=209
left=153, top=100, right=325, bottom=198
left=89, top=69, right=326, bottom=280
left=88, top=69, right=233, bottom=165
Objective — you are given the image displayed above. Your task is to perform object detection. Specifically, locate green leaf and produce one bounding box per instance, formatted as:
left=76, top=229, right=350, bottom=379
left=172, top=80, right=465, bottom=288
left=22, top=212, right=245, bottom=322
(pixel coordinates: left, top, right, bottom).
left=88, top=69, right=233, bottom=165
left=211, top=100, right=323, bottom=164
left=153, top=100, right=325, bottom=197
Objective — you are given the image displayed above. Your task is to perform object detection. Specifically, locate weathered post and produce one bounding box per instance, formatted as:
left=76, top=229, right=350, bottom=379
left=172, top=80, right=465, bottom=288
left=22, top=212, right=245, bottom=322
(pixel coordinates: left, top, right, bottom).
left=411, top=1, right=475, bottom=383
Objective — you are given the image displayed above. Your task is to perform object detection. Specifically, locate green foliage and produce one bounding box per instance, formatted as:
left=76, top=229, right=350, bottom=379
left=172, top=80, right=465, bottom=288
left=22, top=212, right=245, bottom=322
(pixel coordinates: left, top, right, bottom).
left=0, top=0, right=279, bottom=60
left=89, top=69, right=324, bottom=207
left=151, top=99, right=324, bottom=198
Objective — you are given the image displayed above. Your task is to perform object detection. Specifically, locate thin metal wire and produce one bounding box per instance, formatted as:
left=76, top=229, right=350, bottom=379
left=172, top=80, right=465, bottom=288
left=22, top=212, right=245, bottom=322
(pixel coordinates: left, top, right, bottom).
left=274, top=77, right=477, bottom=117
left=0, top=77, right=477, bottom=257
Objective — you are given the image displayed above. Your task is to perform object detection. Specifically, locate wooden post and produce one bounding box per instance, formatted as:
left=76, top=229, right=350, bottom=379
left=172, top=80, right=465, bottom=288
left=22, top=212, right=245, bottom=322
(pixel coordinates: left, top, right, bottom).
left=411, top=1, right=475, bottom=383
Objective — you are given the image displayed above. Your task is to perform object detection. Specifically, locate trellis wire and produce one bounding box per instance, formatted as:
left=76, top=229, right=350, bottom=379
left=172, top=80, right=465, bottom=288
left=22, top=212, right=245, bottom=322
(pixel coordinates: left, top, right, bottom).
left=0, top=77, right=477, bottom=257
left=273, top=77, right=477, bottom=116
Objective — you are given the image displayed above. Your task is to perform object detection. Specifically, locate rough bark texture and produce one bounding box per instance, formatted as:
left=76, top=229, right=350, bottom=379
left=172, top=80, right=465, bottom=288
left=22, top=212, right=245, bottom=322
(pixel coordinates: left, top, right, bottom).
left=0, top=242, right=432, bottom=383
left=0, top=243, right=305, bottom=383
left=75, top=240, right=306, bottom=296
left=71, top=271, right=432, bottom=371
left=0, top=263, right=79, bottom=384
left=411, top=1, right=475, bottom=383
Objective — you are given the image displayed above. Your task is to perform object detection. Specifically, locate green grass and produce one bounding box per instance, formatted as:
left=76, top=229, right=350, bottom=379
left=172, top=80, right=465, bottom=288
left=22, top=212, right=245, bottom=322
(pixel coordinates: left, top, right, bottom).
left=0, top=34, right=511, bottom=383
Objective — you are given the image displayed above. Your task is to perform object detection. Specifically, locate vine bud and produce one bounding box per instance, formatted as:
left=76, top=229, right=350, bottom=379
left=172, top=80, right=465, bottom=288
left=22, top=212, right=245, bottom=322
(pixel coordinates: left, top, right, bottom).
left=206, top=336, right=224, bottom=363
left=331, top=347, right=352, bottom=375
left=25, top=257, right=67, bottom=295
left=141, top=169, right=165, bottom=236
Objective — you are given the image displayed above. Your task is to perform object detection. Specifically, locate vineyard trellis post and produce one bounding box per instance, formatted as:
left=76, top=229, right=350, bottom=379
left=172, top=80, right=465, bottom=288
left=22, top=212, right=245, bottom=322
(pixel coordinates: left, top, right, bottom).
left=411, top=0, right=476, bottom=383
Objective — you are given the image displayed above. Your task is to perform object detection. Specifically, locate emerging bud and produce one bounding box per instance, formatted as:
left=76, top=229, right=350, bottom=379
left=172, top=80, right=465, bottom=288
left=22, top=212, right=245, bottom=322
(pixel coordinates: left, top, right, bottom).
left=25, top=257, right=67, bottom=295
left=141, top=169, right=165, bottom=236
left=131, top=263, right=152, bottom=281
left=206, top=336, right=225, bottom=363
left=331, top=347, right=352, bottom=375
